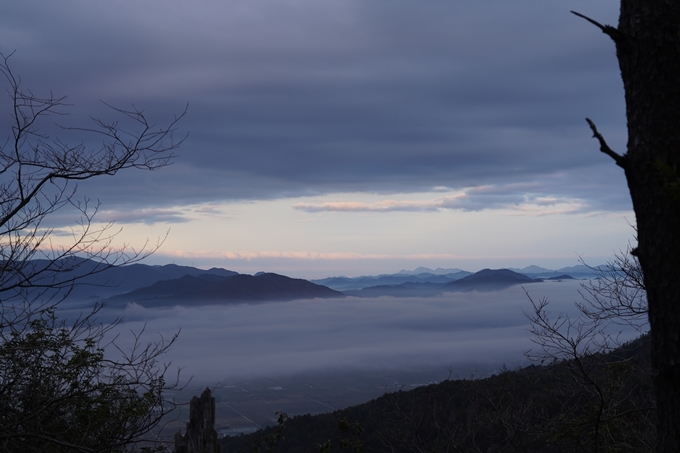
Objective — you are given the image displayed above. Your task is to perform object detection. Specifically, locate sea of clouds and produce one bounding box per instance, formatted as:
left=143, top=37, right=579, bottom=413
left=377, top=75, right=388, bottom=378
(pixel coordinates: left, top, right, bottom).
left=100, top=280, right=641, bottom=384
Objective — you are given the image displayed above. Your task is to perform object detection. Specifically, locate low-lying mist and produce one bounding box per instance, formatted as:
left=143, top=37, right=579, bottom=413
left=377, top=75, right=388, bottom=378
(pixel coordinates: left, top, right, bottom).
left=102, top=280, right=639, bottom=384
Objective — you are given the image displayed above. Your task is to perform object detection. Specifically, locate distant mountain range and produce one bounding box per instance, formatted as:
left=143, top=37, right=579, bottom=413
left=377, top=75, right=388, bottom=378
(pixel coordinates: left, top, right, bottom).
left=341, top=268, right=564, bottom=298
left=23, top=258, right=598, bottom=307
left=19, top=258, right=238, bottom=301
left=507, top=264, right=597, bottom=279
left=397, top=264, right=597, bottom=279
left=311, top=271, right=472, bottom=292
left=23, top=259, right=340, bottom=307
left=313, top=265, right=593, bottom=295
left=396, top=266, right=467, bottom=275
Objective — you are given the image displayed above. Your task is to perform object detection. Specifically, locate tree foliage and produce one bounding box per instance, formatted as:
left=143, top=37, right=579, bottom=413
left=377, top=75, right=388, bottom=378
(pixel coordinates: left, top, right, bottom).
left=0, top=307, right=177, bottom=452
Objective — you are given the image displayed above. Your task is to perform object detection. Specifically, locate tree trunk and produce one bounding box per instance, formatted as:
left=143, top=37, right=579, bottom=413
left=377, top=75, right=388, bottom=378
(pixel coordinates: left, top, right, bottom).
left=611, top=1, right=680, bottom=451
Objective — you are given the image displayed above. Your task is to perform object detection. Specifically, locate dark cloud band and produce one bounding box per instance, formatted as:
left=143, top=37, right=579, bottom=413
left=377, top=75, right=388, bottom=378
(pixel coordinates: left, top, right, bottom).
left=0, top=1, right=626, bottom=214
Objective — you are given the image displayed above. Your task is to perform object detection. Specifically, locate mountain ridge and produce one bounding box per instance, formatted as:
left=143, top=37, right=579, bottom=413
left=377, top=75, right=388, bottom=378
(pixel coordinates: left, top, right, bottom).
left=343, top=268, right=548, bottom=298
left=26, top=258, right=603, bottom=304
left=445, top=268, right=542, bottom=291
left=315, top=264, right=600, bottom=293
left=106, top=272, right=344, bottom=307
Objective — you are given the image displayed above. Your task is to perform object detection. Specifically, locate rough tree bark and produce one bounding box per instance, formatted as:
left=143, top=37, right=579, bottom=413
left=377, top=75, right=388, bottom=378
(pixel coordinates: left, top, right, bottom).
left=575, top=2, right=680, bottom=451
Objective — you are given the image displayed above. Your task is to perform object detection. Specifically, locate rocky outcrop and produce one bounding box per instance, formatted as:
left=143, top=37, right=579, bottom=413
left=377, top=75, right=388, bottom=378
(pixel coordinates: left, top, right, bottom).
left=174, top=388, right=220, bottom=453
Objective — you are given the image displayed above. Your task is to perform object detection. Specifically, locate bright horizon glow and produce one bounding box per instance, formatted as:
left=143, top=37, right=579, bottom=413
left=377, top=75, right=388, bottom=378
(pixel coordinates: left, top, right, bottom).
left=49, top=189, right=636, bottom=279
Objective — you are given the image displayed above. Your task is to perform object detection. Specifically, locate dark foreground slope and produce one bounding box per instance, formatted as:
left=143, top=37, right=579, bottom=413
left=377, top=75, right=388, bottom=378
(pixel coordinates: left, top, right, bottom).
left=222, top=335, right=654, bottom=453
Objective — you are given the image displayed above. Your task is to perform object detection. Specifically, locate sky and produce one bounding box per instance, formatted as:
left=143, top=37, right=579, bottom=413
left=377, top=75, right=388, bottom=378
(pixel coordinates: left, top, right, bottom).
left=0, top=1, right=635, bottom=278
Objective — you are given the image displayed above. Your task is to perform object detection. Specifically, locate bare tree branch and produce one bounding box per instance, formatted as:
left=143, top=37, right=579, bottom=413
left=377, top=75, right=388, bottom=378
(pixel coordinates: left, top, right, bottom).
left=586, top=118, right=627, bottom=169
left=571, top=11, right=626, bottom=42
left=0, top=53, right=186, bottom=452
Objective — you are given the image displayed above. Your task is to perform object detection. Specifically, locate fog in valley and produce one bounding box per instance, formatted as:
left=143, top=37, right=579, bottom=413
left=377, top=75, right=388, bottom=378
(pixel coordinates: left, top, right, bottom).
left=100, top=280, right=641, bottom=385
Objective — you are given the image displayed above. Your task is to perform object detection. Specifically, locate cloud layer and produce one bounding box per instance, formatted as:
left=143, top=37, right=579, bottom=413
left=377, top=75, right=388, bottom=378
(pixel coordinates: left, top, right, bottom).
left=0, top=1, right=629, bottom=214
left=293, top=184, right=589, bottom=214
left=100, top=280, right=640, bottom=383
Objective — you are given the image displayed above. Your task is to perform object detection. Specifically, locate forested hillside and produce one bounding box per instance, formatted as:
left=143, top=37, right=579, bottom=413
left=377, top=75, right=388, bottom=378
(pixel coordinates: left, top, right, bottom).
left=222, top=334, right=654, bottom=452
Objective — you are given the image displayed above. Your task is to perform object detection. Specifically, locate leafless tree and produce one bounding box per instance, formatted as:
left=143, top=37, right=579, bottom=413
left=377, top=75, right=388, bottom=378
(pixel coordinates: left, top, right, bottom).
left=0, top=52, right=186, bottom=452
left=577, top=244, right=647, bottom=331
left=0, top=51, right=185, bottom=309
left=524, top=248, right=655, bottom=452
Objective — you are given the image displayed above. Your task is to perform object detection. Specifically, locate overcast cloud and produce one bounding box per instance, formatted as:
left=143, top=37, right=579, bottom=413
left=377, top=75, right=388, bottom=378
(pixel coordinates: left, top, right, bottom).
left=293, top=183, right=589, bottom=214
left=1, top=0, right=629, bottom=213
